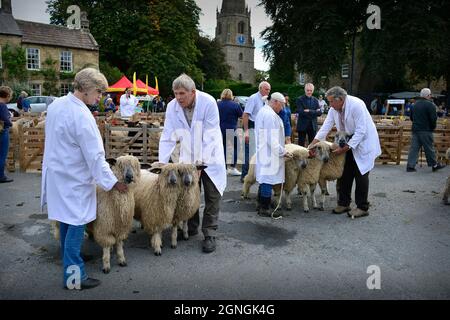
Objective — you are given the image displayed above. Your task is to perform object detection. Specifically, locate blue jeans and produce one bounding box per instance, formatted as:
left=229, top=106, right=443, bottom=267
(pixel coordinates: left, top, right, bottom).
left=260, top=183, right=273, bottom=198
left=59, top=222, right=88, bottom=287
left=0, top=128, right=10, bottom=179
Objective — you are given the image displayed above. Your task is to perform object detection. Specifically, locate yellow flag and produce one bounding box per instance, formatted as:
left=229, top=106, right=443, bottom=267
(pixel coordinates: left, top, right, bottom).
left=145, top=74, right=148, bottom=91
left=154, top=76, right=159, bottom=91
left=133, top=72, right=137, bottom=96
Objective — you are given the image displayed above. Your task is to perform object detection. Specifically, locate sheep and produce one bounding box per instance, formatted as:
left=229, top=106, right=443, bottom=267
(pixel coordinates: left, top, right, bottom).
left=241, top=144, right=309, bottom=201
left=170, top=164, right=203, bottom=249
left=89, top=155, right=141, bottom=273
left=296, top=141, right=331, bottom=212
left=272, top=144, right=310, bottom=210
left=133, top=163, right=182, bottom=256
left=50, top=155, right=141, bottom=274
left=316, top=131, right=352, bottom=210
left=442, top=148, right=450, bottom=205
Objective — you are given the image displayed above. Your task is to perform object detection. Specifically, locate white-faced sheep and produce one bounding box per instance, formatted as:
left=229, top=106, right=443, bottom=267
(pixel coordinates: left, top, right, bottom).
left=241, top=144, right=309, bottom=205
left=133, top=163, right=183, bottom=256
left=89, top=155, right=141, bottom=273
left=297, top=141, right=331, bottom=212
left=442, top=148, right=450, bottom=205
left=316, top=131, right=352, bottom=210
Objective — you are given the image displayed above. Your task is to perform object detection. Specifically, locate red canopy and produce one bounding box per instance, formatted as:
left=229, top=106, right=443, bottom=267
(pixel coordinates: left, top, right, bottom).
left=106, top=76, right=133, bottom=92
left=136, top=79, right=159, bottom=95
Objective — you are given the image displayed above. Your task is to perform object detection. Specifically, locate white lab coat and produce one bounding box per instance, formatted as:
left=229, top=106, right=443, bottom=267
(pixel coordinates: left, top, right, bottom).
left=41, top=93, right=117, bottom=225
left=159, top=90, right=227, bottom=195
left=255, top=105, right=285, bottom=185
left=120, top=94, right=138, bottom=117
left=315, top=95, right=381, bottom=175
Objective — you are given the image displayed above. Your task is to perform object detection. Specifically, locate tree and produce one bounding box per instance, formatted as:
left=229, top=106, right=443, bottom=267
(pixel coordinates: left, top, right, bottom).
left=47, top=0, right=203, bottom=96
left=195, top=36, right=230, bottom=81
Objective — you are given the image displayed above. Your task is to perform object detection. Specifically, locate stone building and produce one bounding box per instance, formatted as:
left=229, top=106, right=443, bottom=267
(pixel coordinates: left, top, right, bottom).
left=215, top=0, right=255, bottom=84
left=0, top=0, right=99, bottom=96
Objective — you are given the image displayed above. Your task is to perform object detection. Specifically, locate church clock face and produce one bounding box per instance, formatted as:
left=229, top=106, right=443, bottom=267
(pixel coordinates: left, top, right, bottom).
left=237, top=35, right=245, bottom=45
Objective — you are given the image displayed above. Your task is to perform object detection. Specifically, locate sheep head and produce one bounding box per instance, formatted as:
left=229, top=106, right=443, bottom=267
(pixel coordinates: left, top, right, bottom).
left=148, top=163, right=179, bottom=186
left=334, top=131, right=352, bottom=148
left=308, top=141, right=331, bottom=163
left=291, top=147, right=309, bottom=169
left=107, top=155, right=141, bottom=185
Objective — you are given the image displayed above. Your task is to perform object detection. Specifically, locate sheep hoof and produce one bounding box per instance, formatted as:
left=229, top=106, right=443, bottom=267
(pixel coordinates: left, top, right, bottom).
left=119, top=262, right=127, bottom=267
left=286, top=207, right=292, bottom=211
left=183, top=235, right=189, bottom=241
left=442, top=199, right=449, bottom=205
left=304, top=209, right=309, bottom=213
left=318, top=207, right=325, bottom=211
left=154, top=251, right=162, bottom=256
left=102, top=267, right=110, bottom=274
left=171, top=245, right=177, bottom=249
left=325, top=191, right=330, bottom=196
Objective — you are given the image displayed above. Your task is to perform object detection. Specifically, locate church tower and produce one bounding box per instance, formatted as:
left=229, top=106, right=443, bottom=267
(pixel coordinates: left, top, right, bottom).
left=216, top=0, right=255, bottom=84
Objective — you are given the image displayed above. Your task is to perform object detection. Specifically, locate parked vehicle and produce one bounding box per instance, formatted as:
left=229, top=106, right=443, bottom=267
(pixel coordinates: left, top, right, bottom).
left=7, top=96, right=56, bottom=116
left=234, top=96, right=249, bottom=111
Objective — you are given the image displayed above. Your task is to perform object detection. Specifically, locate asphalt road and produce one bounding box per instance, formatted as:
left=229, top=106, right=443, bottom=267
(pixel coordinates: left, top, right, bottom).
left=1, top=164, right=449, bottom=300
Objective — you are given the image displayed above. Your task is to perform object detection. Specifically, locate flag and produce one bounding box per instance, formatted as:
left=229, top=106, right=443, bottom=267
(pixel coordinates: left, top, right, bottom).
left=133, top=72, right=137, bottom=96
left=154, top=76, right=159, bottom=92
left=145, top=74, right=148, bottom=93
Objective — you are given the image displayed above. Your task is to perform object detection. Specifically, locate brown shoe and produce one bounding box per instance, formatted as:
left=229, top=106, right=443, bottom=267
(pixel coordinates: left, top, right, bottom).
left=332, top=205, right=351, bottom=214
left=347, top=208, right=369, bottom=219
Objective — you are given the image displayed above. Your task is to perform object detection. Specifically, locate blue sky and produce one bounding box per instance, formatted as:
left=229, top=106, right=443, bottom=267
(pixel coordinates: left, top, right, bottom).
left=11, top=0, right=270, bottom=71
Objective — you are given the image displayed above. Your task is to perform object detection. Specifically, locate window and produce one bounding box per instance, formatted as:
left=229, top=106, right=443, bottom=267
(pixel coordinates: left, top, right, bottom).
left=60, top=83, right=71, bottom=96
left=341, top=64, right=350, bottom=78
left=239, top=53, right=243, bottom=61
left=26, top=48, right=40, bottom=70
left=30, top=83, right=41, bottom=96
left=298, top=72, right=305, bottom=86
left=60, top=51, right=73, bottom=72
left=217, top=23, right=222, bottom=35
left=238, top=21, right=245, bottom=34
left=238, top=74, right=242, bottom=81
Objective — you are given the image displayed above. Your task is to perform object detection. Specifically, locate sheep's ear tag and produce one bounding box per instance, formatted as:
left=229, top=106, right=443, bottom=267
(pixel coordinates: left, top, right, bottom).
left=141, top=163, right=152, bottom=170
left=150, top=168, right=162, bottom=174
left=196, top=165, right=207, bottom=171
left=106, top=158, right=117, bottom=167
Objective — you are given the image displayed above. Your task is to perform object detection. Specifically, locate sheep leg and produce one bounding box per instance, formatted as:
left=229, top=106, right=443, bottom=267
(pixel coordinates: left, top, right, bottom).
left=182, top=221, right=189, bottom=240
left=116, top=240, right=127, bottom=267
left=318, top=179, right=327, bottom=211
left=443, top=177, right=450, bottom=205
left=151, top=233, right=163, bottom=256
left=241, top=176, right=255, bottom=199
left=311, top=184, right=319, bottom=209
left=171, top=225, right=178, bottom=249
left=301, top=185, right=310, bottom=213
left=285, top=190, right=293, bottom=211
left=102, top=246, right=112, bottom=274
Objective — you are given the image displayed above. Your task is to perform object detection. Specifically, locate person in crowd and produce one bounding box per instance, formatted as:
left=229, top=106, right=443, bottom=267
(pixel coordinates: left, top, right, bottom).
left=119, top=88, right=138, bottom=117
left=310, top=86, right=381, bottom=219
left=217, top=88, right=243, bottom=176
left=241, top=81, right=271, bottom=182
left=159, top=74, right=226, bottom=253
left=41, top=68, right=128, bottom=290
left=0, top=86, right=14, bottom=183
left=406, top=88, right=446, bottom=173
left=295, top=83, right=322, bottom=147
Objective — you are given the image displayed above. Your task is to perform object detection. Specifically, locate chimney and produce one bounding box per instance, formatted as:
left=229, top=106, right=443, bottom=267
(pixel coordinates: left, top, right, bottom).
left=1, top=0, right=13, bottom=14
left=80, top=11, right=90, bottom=32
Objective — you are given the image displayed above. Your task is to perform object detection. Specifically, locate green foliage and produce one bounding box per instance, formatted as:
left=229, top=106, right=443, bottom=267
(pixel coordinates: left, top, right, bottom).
left=0, top=44, right=27, bottom=82
left=41, top=57, right=59, bottom=96
left=196, top=36, right=230, bottom=81
left=99, top=60, right=123, bottom=85
left=7, top=82, right=31, bottom=103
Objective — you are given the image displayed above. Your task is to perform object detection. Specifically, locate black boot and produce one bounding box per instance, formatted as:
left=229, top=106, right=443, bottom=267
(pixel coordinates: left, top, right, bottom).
left=258, top=196, right=282, bottom=218
left=256, top=185, right=262, bottom=211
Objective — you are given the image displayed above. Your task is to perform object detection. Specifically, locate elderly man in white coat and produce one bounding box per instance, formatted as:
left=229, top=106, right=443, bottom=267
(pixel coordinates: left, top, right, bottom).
left=310, top=86, right=381, bottom=218
left=255, top=92, right=292, bottom=218
left=159, top=74, right=226, bottom=253
left=41, top=68, right=128, bottom=290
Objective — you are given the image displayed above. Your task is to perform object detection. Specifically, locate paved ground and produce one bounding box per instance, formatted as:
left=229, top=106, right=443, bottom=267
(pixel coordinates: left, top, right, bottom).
left=0, top=164, right=449, bottom=300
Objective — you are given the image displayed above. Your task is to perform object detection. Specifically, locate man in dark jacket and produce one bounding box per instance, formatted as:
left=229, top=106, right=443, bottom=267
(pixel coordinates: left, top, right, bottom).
left=406, top=88, right=445, bottom=172
left=295, top=83, right=322, bottom=146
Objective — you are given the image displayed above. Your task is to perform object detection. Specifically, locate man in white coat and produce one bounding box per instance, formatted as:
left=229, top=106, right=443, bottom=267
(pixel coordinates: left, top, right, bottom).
left=41, top=68, right=128, bottom=290
left=310, top=86, right=381, bottom=218
left=159, top=74, right=226, bottom=253
left=119, top=88, right=138, bottom=117
left=255, top=92, right=292, bottom=217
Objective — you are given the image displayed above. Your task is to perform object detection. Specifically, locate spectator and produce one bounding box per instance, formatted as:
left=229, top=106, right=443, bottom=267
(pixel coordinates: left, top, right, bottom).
left=318, top=95, right=328, bottom=113
left=0, top=86, right=14, bottom=183
left=17, top=91, right=28, bottom=111
left=217, top=88, right=243, bottom=176
left=104, top=98, right=116, bottom=113
left=404, top=99, right=414, bottom=117
left=280, top=93, right=292, bottom=144
left=41, top=68, right=128, bottom=290
left=406, top=88, right=446, bottom=172
left=295, top=83, right=322, bottom=147
left=119, top=88, right=138, bottom=117
left=241, top=81, right=271, bottom=183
